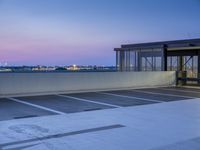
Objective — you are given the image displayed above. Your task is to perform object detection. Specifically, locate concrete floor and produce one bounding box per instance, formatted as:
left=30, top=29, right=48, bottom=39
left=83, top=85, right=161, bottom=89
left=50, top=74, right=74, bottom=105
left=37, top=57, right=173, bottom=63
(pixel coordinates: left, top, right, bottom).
left=0, top=87, right=200, bottom=150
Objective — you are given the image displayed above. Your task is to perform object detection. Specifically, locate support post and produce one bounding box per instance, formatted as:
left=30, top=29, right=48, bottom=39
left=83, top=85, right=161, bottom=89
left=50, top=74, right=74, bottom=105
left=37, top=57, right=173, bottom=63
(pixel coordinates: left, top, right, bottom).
left=137, top=50, right=141, bottom=71
left=198, top=50, right=200, bottom=84
left=116, top=51, right=119, bottom=71
left=179, top=56, right=184, bottom=71
left=120, top=51, right=125, bottom=71
left=162, top=45, right=167, bottom=71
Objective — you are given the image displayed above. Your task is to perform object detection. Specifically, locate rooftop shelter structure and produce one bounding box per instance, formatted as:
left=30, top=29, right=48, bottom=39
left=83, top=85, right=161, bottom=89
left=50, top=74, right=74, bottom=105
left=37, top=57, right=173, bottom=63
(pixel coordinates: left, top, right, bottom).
left=0, top=57, right=200, bottom=149
left=114, top=38, right=200, bottom=84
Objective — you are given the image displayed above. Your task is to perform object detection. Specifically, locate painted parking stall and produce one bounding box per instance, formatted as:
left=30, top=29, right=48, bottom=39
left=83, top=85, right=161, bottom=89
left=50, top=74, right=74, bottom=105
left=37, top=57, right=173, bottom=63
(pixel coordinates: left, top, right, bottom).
left=0, top=87, right=197, bottom=122
left=136, top=88, right=198, bottom=99
left=64, top=92, right=158, bottom=107
left=16, top=95, right=113, bottom=114
left=0, top=98, right=56, bottom=121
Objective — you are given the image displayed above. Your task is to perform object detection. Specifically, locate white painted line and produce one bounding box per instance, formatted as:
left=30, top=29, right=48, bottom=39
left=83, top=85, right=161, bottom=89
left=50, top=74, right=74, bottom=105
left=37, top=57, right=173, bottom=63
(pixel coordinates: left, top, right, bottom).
left=7, top=97, right=66, bottom=115
left=56, top=94, right=121, bottom=108
left=131, top=89, right=196, bottom=99
left=161, top=87, right=200, bottom=94
left=99, top=92, right=163, bottom=103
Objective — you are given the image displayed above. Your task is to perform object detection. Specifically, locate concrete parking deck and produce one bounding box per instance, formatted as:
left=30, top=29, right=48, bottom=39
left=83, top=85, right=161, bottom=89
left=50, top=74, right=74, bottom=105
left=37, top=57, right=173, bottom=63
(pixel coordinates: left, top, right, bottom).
left=0, top=87, right=200, bottom=150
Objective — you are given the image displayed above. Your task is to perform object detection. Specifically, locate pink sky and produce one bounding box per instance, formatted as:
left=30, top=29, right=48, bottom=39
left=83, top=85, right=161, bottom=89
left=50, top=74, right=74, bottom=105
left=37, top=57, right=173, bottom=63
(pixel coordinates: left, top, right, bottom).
left=0, top=0, right=200, bottom=66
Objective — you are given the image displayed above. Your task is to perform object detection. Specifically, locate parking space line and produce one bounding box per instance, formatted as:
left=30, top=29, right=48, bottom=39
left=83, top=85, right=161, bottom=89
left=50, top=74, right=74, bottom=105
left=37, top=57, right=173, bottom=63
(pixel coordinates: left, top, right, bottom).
left=131, top=89, right=196, bottom=99
left=99, top=92, right=163, bottom=103
left=7, top=97, right=66, bottom=115
left=56, top=94, right=121, bottom=108
left=160, top=87, right=200, bottom=94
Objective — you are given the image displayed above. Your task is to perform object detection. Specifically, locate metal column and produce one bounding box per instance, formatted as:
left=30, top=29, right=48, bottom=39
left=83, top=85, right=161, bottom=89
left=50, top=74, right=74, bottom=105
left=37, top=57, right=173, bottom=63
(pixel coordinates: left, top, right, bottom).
left=120, top=51, right=125, bottom=71
left=137, top=49, right=141, bottom=71
left=126, top=51, right=130, bottom=71
left=198, top=50, right=200, bottom=83
left=116, top=51, right=119, bottom=71
left=179, top=56, right=184, bottom=71
left=162, top=46, right=167, bottom=71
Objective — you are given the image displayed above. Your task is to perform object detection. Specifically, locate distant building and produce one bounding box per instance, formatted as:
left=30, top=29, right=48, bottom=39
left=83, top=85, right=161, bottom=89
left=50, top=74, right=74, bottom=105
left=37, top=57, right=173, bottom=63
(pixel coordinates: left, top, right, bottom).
left=115, top=38, right=200, bottom=82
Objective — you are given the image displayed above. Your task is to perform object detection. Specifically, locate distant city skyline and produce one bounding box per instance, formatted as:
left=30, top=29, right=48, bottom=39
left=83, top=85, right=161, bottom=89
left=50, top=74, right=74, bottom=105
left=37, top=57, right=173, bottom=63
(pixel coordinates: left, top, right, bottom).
left=0, top=0, right=200, bottom=66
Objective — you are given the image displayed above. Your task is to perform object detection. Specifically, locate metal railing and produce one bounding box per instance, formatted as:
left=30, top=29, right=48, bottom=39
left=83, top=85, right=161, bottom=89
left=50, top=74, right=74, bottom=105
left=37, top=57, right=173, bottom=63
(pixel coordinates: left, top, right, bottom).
left=176, top=71, right=200, bottom=85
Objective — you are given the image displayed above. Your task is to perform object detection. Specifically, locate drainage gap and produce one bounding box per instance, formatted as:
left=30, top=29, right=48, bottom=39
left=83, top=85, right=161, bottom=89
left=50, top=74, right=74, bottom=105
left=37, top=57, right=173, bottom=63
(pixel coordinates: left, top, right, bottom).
left=84, top=108, right=102, bottom=112
left=14, top=115, right=38, bottom=119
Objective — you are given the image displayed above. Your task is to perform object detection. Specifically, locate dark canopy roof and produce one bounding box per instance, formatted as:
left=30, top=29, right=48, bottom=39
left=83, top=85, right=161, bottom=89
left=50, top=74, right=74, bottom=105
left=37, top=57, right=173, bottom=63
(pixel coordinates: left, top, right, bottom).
left=115, top=38, right=200, bottom=51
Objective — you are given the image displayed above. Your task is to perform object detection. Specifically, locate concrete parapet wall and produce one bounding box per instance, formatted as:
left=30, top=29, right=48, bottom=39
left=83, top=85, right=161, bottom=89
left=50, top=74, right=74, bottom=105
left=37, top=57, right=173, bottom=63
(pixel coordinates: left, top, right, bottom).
left=0, top=71, right=176, bottom=97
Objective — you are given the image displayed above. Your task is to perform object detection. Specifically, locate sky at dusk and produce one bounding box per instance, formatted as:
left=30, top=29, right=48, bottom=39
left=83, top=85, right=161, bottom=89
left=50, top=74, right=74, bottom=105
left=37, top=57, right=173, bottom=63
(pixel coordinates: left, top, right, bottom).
left=0, top=0, right=200, bottom=66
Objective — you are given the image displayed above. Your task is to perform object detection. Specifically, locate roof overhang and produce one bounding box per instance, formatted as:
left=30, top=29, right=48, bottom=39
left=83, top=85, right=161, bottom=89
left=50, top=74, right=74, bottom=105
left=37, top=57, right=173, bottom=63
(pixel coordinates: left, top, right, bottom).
left=167, top=46, right=200, bottom=51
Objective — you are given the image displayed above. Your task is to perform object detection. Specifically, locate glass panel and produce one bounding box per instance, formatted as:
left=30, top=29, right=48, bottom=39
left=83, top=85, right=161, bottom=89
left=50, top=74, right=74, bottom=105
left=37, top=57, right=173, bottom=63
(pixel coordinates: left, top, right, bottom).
left=184, top=56, right=198, bottom=78
left=172, top=56, right=178, bottom=71
left=154, top=57, right=162, bottom=71
left=140, top=48, right=162, bottom=71
left=119, top=48, right=163, bottom=72
left=130, top=51, right=135, bottom=71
